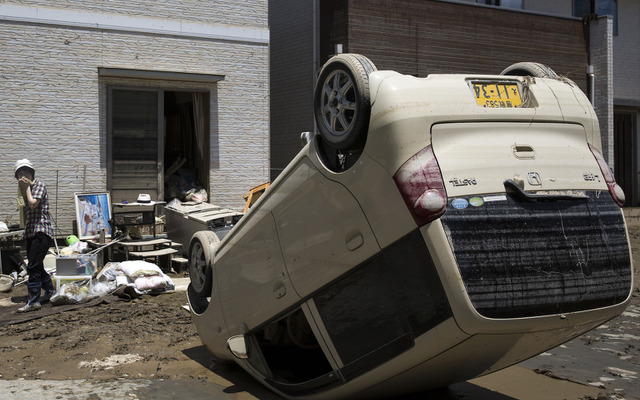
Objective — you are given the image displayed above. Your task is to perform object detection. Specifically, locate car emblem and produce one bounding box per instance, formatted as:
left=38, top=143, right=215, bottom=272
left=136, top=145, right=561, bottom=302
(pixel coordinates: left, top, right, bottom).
left=527, top=172, right=542, bottom=186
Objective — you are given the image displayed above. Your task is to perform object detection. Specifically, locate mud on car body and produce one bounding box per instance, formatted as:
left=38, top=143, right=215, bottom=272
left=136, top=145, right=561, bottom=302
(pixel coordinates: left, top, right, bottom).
left=187, top=54, right=633, bottom=399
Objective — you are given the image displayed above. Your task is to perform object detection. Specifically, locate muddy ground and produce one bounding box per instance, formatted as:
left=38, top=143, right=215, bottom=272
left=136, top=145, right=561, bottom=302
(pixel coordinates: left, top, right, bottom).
left=0, top=225, right=638, bottom=400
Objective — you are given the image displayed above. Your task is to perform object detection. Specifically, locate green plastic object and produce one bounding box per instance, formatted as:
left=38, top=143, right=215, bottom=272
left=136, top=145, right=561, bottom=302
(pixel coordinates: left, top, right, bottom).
left=66, top=235, right=80, bottom=246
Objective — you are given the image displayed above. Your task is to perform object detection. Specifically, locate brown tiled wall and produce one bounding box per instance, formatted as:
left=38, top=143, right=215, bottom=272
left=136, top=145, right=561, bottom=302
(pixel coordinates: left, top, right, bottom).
left=332, top=0, right=587, bottom=90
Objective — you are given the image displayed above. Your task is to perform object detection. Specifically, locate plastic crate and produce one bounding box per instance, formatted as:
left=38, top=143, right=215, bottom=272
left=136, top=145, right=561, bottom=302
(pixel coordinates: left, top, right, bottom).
left=56, top=254, right=98, bottom=276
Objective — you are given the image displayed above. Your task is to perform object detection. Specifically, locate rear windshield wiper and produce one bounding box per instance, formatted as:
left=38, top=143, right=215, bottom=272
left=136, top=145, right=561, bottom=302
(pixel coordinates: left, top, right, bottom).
left=504, top=179, right=589, bottom=202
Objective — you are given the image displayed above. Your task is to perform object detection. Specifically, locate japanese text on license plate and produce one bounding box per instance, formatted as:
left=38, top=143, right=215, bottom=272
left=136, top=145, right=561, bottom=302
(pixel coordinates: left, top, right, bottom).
left=470, top=81, right=522, bottom=108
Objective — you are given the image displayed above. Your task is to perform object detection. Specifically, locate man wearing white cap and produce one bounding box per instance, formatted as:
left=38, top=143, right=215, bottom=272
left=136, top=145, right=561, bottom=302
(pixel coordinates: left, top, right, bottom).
left=14, top=159, right=56, bottom=313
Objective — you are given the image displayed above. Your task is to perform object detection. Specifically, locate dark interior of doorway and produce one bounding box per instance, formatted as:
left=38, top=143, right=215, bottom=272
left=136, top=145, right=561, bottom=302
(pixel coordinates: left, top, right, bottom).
left=164, top=91, right=209, bottom=203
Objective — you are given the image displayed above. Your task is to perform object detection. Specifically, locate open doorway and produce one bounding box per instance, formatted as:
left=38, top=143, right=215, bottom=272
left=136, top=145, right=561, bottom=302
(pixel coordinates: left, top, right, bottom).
left=164, top=91, right=210, bottom=203
left=108, top=88, right=210, bottom=203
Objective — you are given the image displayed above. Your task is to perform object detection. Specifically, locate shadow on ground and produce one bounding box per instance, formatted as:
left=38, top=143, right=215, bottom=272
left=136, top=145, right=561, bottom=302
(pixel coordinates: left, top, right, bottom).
left=182, top=345, right=516, bottom=400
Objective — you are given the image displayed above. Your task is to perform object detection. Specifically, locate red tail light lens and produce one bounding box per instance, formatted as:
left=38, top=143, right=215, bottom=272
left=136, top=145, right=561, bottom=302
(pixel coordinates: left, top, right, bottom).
left=589, top=144, right=625, bottom=207
left=393, top=146, right=447, bottom=226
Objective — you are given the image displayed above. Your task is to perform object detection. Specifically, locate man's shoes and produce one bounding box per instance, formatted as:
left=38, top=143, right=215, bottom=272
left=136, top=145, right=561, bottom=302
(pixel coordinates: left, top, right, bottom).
left=17, top=302, right=41, bottom=313
left=40, top=289, right=55, bottom=304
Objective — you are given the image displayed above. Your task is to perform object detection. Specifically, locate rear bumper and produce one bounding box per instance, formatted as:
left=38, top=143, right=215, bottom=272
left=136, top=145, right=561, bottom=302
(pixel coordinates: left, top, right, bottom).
left=439, top=191, right=632, bottom=319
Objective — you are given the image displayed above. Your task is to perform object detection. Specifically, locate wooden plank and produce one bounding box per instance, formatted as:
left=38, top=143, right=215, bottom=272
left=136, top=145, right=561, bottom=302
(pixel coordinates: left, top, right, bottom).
left=119, top=238, right=171, bottom=247
left=129, top=248, right=178, bottom=257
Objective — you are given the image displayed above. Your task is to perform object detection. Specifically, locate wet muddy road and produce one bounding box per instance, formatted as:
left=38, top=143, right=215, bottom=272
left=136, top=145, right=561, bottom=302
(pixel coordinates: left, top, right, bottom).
left=520, top=301, right=639, bottom=399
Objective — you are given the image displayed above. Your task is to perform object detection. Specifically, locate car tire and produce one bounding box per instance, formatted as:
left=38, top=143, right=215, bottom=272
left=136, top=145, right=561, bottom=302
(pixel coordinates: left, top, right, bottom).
left=188, top=230, right=219, bottom=297
left=314, top=53, right=377, bottom=151
left=500, top=62, right=558, bottom=79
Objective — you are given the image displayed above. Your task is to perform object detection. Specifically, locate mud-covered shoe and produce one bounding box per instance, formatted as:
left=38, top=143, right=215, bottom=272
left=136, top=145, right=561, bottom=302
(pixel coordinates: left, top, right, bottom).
left=17, top=302, right=41, bottom=313
left=40, top=288, right=55, bottom=304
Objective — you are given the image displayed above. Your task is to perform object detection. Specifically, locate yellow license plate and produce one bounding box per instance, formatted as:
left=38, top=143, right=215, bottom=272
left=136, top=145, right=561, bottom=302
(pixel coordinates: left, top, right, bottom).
left=470, top=81, right=522, bottom=108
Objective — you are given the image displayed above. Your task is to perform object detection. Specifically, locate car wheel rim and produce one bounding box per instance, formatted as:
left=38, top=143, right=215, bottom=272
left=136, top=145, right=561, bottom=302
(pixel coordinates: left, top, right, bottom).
left=320, top=70, right=357, bottom=137
left=190, top=242, right=206, bottom=290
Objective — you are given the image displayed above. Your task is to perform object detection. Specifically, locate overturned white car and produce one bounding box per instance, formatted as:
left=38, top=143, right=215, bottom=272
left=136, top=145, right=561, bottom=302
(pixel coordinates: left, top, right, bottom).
left=187, top=54, right=633, bottom=399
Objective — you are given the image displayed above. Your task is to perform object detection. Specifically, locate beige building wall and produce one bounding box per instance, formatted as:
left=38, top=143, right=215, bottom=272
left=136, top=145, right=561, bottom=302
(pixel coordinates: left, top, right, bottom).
left=0, top=1, right=269, bottom=235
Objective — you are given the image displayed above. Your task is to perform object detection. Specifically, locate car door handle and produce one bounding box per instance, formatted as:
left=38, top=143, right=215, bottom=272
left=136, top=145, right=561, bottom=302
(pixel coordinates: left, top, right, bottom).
left=273, top=281, right=286, bottom=299
left=512, top=144, right=536, bottom=159
left=346, top=230, right=364, bottom=251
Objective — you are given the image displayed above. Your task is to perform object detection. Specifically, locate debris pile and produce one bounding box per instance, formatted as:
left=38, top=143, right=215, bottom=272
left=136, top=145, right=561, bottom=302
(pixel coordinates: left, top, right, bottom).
left=49, top=260, right=175, bottom=305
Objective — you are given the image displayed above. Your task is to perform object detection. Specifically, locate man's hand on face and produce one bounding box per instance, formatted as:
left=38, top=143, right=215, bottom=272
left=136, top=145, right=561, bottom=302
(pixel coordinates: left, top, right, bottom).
left=18, top=176, right=31, bottom=190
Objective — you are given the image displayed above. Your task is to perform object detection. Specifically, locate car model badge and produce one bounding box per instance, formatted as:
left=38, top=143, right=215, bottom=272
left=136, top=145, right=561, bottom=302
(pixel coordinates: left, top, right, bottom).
left=451, top=198, right=469, bottom=209
left=527, top=172, right=542, bottom=186
left=449, top=178, right=477, bottom=187
left=583, top=173, right=601, bottom=182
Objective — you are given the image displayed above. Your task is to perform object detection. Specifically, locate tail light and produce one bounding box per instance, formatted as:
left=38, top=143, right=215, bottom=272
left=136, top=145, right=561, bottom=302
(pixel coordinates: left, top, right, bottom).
left=393, top=146, right=447, bottom=226
left=589, top=144, right=625, bottom=207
